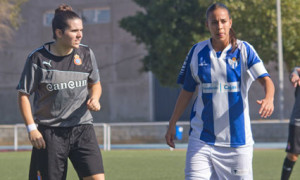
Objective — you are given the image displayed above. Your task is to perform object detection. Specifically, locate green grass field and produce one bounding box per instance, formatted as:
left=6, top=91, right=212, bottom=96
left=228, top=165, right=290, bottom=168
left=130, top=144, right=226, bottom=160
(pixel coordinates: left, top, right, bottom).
left=0, top=149, right=299, bottom=180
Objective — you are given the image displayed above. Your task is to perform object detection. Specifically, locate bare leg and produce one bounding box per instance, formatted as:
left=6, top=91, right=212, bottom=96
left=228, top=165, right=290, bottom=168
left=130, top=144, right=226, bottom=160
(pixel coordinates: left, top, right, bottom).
left=83, top=173, right=105, bottom=180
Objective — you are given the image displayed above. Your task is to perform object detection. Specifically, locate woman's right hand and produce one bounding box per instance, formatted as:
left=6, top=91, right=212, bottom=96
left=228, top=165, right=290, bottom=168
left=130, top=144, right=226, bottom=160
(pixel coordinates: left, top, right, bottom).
left=165, top=125, right=176, bottom=148
left=29, top=130, right=46, bottom=149
left=165, top=89, right=194, bottom=149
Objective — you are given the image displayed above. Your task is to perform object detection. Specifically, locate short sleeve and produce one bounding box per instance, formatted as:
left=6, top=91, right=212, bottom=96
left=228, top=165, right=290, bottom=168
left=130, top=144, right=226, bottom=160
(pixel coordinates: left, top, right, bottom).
left=88, top=48, right=100, bottom=84
left=182, top=63, right=197, bottom=92
left=244, top=42, right=269, bottom=79
left=177, top=45, right=198, bottom=92
left=291, top=67, right=299, bottom=76
left=177, top=45, right=197, bottom=84
left=16, top=57, right=39, bottom=95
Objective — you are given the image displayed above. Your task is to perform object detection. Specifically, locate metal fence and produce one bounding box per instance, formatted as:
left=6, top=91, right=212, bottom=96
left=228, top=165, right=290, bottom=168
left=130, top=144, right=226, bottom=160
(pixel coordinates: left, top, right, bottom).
left=2, top=120, right=289, bottom=151
left=7, top=122, right=190, bottom=151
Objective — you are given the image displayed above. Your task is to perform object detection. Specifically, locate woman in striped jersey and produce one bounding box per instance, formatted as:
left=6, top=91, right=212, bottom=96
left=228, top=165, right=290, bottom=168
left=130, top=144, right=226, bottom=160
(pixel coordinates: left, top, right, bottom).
left=165, top=2, right=275, bottom=180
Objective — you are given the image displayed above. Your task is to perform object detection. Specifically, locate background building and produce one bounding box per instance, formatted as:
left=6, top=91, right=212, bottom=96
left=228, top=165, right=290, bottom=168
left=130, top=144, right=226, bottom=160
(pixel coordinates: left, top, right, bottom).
left=0, top=0, right=295, bottom=124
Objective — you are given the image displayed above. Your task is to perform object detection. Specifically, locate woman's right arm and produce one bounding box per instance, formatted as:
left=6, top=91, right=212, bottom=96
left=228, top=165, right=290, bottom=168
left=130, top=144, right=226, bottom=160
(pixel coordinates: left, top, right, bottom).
left=165, top=89, right=194, bottom=148
left=18, top=92, right=46, bottom=149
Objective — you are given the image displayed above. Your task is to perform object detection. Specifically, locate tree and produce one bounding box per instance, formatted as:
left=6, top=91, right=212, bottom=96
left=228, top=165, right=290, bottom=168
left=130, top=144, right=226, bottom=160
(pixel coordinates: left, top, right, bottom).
left=0, top=0, right=27, bottom=48
left=280, top=0, right=300, bottom=69
left=120, top=0, right=207, bottom=87
left=120, top=0, right=299, bottom=86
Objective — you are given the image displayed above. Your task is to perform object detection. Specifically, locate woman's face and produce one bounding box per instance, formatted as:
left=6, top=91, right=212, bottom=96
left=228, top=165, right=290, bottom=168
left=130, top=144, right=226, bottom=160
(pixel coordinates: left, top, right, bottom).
left=57, top=18, right=83, bottom=49
left=206, top=8, right=232, bottom=45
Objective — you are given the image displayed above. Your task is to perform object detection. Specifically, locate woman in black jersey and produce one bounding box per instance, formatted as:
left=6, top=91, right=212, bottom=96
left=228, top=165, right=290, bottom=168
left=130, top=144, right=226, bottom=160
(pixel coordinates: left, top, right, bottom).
left=281, top=67, right=300, bottom=180
left=17, top=4, right=105, bottom=180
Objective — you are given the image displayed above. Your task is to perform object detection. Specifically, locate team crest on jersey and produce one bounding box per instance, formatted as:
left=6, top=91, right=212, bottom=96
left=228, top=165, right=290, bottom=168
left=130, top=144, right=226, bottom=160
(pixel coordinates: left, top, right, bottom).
left=228, top=57, right=239, bottom=69
left=74, top=54, right=82, bottom=65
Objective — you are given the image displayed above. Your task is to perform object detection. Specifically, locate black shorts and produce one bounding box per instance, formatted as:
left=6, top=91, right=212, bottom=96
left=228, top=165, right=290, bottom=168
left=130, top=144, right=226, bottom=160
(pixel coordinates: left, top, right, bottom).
left=285, top=124, right=300, bottom=154
left=29, top=124, right=104, bottom=180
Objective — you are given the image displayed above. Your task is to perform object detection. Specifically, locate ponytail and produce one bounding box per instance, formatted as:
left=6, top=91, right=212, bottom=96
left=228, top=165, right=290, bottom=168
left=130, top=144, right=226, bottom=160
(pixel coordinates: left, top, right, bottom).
left=230, top=28, right=237, bottom=52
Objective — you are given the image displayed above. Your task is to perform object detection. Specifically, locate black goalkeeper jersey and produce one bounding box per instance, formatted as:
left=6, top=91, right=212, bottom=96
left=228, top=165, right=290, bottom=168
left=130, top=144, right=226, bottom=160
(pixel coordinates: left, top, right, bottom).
left=17, top=42, right=100, bottom=127
left=290, top=86, right=300, bottom=126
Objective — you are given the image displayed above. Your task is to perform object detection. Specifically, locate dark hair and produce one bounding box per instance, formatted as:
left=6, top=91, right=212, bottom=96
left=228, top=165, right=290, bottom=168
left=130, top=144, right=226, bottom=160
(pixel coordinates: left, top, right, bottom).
left=52, top=4, right=81, bottom=39
left=206, top=3, right=237, bottom=50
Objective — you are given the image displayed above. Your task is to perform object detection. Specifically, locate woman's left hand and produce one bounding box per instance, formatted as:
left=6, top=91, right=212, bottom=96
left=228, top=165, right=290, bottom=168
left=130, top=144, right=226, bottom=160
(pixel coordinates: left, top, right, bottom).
left=257, top=76, right=275, bottom=119
left=256, top=98, right=274, bottom=118
left=87, top=98, right=101, bottom=111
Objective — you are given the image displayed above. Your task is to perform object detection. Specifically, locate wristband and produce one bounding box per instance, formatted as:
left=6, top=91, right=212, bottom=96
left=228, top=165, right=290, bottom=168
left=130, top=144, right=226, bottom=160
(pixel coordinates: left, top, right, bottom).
left=26, top=123, right=37, bottom=133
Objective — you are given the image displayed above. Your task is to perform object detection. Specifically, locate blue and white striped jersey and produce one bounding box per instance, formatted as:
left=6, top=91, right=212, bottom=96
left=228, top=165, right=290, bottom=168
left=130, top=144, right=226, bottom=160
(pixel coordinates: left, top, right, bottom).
left=178, top=39, right=269, bottom=147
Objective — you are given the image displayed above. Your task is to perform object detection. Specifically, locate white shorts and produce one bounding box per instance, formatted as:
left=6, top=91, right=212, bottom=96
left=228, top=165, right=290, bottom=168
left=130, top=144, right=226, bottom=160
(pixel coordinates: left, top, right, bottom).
left=185, top=136, right=253, bottom=180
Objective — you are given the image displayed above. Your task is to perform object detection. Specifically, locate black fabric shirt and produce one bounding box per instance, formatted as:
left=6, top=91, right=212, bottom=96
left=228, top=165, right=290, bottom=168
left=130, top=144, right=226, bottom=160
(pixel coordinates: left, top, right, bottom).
left=290, top=86, right=300, bottom=126
left=17, top=42, right=100, bottom=127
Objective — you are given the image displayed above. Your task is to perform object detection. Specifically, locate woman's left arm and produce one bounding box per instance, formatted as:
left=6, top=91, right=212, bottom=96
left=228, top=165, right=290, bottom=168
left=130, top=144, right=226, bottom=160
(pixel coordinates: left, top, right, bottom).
left=256, top=76, right=275, bottom=118
left=87, top=81, right=102, bottom=111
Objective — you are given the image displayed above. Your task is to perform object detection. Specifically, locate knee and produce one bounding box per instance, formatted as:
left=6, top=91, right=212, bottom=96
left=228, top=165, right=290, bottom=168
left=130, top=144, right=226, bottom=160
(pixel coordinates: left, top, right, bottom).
left=287, top=153, right=299, bottom=162
left=83, top=173, right=105, bottom=180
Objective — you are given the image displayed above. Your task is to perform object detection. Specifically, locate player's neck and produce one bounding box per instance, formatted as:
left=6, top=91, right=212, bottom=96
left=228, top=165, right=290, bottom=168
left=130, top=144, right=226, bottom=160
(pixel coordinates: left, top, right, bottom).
left=211, top=38, right=230, bottom=52
left=50, top=42, right=73, bottom=56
